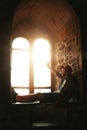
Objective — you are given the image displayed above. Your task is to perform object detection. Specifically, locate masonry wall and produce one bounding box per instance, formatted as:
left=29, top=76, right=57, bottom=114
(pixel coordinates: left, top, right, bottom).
left=11, top=0, right=83, bottom=97
left=0, top=0, right=83, bottom=108
left=0, top=0, right=86, bottom=129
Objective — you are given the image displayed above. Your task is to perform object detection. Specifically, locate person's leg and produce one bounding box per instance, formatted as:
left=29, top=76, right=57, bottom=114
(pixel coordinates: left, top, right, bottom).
left=16, top=92, right=43, bottom=102
left=16, top=92, right=61, bottom=103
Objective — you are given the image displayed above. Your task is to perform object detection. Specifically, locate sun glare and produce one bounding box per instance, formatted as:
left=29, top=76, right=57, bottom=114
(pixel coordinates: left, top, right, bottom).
left=11, top=37, right=51, bottom=95
left=11, top=37, right=29, bottom=92
left=33, top=38, right=51, bottom=87
left=12, top=37, right=29, bottom=49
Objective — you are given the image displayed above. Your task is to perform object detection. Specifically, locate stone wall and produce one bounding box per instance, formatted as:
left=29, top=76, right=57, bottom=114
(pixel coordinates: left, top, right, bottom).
left=11, top=0, right=83, bottom=96
left=12, top=0, right=82, bottom=72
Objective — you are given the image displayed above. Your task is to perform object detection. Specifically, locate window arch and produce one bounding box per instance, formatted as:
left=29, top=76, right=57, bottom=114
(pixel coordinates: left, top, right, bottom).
left=11, top=37, right=51, bottom=95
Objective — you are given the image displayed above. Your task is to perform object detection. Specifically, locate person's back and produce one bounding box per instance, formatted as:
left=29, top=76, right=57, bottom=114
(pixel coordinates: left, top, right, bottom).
left=59, top=73, right=80, bottom=103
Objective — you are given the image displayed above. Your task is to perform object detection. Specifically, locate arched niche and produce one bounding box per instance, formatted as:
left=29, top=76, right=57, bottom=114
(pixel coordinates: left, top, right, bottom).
left=12, top=0, right=83, bottom=99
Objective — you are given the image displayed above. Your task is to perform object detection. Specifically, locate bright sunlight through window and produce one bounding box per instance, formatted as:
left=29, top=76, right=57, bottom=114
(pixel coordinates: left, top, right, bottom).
left=33, top=38, right=51, bottom=87
left=11, top=37, right=30, bottom=95
left=11, top=37, right=51, bottom=95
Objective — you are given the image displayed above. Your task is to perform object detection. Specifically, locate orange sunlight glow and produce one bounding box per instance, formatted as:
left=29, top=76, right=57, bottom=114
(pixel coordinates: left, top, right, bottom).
left=11, top=37, right=51, bottom=95
left=12, top=37, right=29, bottom=49
left=11, top=37, right=29, bottom=94
left=33, top=38, right=51, bottom=87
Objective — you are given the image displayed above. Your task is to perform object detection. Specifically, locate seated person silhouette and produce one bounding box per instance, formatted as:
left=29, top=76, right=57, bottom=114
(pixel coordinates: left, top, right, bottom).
left=11, top=64, right=79, bottom=103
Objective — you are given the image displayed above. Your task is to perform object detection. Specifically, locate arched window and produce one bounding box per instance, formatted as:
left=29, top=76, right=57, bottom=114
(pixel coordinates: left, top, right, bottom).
left=11, top=37, right=30, bottom=95
left=11, top=37, right=51, bottom=95
left=33, top=38, right=51, bottom=93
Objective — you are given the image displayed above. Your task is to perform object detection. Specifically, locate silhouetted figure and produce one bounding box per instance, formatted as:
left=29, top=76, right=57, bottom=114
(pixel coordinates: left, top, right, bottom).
left=11, top=65, right=80, bottom=103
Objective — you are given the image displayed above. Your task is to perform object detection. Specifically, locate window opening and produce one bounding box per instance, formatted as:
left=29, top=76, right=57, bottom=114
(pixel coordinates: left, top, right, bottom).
left=11, top=37, right=30, bottom=95
left=11, top=37, right=51, bottom=95
left=33, top=38, right=51, bottom=93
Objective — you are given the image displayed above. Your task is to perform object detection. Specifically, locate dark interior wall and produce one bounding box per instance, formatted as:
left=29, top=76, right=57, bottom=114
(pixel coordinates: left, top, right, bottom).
left=0, top=3, right=11, bottom=115
left=74, top=1, right=87, bottom=101
left=78, top=4, right=87, bottom=101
